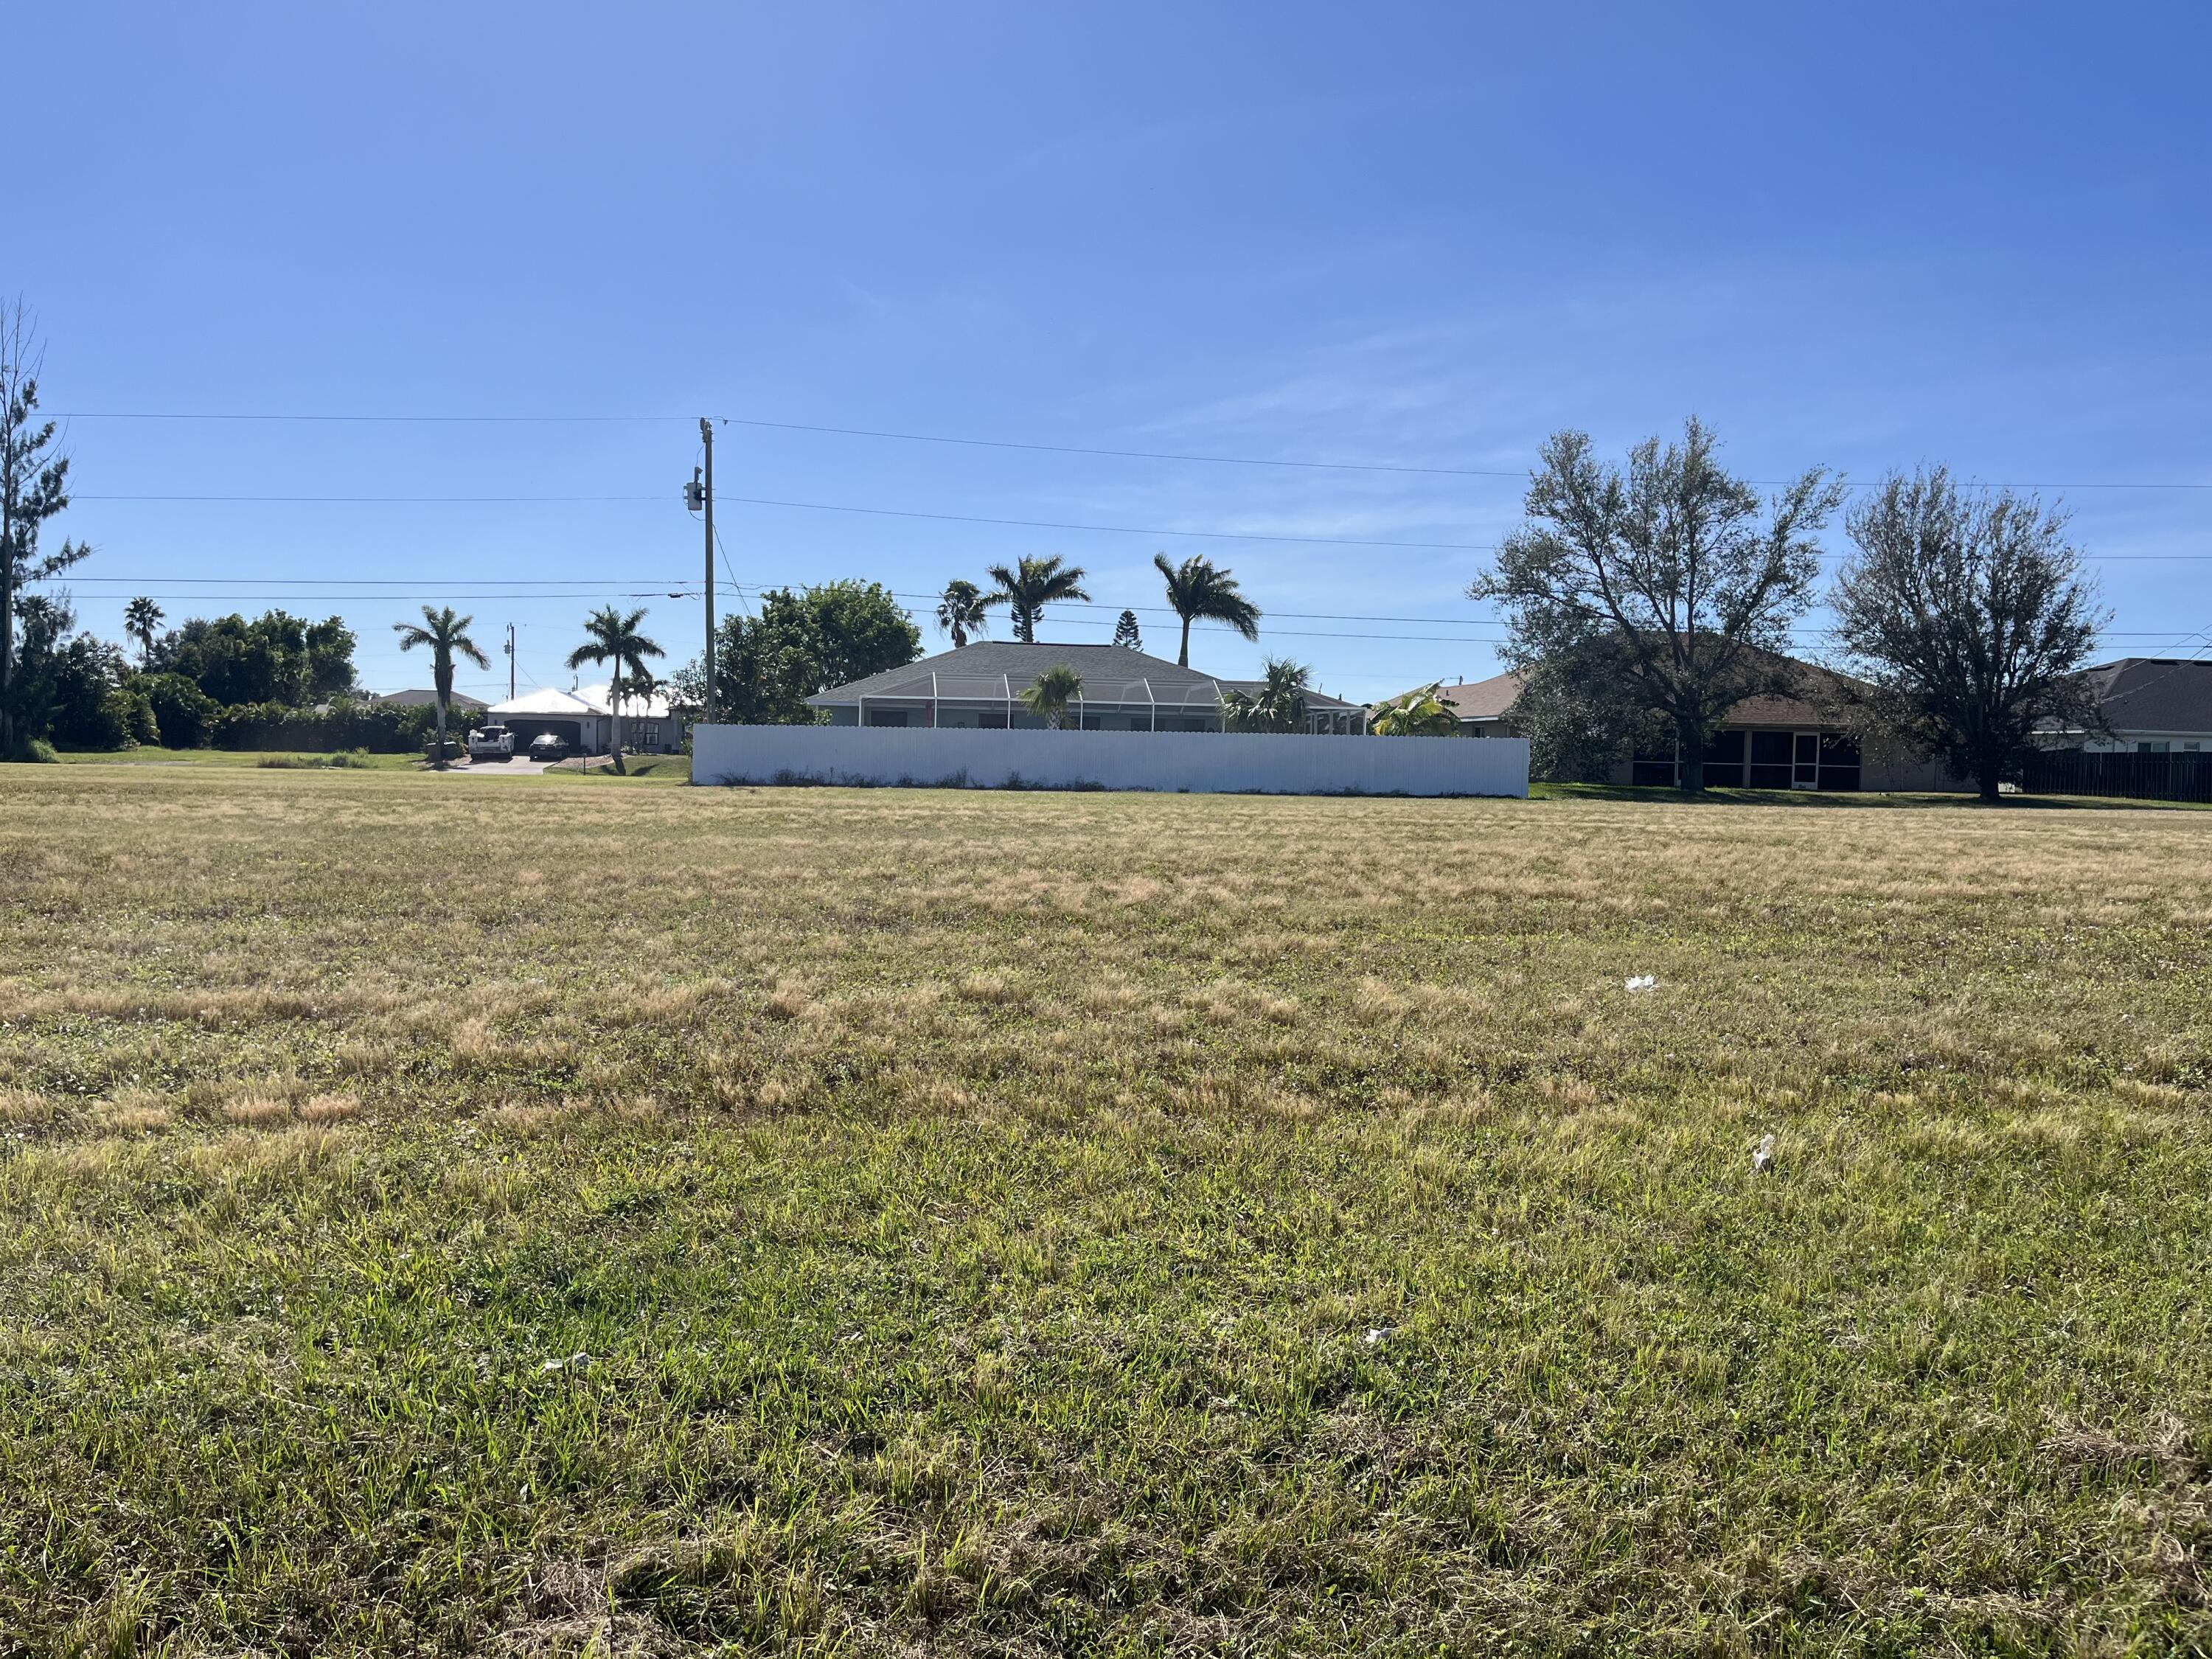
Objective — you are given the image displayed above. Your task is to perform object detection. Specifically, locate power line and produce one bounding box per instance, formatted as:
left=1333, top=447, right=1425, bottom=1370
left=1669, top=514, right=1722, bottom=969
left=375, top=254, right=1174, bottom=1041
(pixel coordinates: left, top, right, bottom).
left=72, top=490, right=1500, bottom=551
left=66, top=487, right=2212, bottom=559
left=45, top=408, right=2212, bottom=490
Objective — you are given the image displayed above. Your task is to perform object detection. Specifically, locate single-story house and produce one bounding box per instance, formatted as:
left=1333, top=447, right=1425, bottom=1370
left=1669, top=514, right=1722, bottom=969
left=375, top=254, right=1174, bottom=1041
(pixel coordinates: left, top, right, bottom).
left=484, top=683, right=685, bottom=755
left=1385, top=658, right=1964, bottom=791
left=2062, top=658, right=2212, bottom=754
left=805, top=641, right=1368, bottom=734
left=374, top=688, right=489, bottom=714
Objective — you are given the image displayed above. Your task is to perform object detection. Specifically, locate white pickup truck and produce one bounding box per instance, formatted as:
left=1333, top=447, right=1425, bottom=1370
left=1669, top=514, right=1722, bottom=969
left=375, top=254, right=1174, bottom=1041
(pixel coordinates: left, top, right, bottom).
left=465, top=723, right=515, bottom=763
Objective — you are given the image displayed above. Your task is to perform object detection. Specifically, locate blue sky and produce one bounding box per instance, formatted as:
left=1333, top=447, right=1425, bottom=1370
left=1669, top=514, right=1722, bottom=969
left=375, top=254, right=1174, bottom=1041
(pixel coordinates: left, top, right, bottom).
left=17, top=2, right=2211, bottom=703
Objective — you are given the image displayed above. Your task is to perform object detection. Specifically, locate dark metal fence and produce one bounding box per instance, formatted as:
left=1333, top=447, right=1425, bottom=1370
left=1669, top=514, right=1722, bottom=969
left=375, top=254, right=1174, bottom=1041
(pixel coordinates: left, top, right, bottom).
left=2022, top=749, right=2212, bottom=803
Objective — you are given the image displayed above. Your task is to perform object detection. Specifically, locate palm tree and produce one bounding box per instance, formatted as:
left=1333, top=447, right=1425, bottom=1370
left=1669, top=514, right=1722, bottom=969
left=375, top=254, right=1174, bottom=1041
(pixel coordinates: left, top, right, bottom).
left=566, top=605, right=664, bottom=773
left=1018, top=666, right=1084, bottom=729
left=1222, top=657, right=1311, bottom=734
left=984, top=556, right=1090, bottom=644
left=1153, top=553, right=1261, bottom=668
left=936, top=579, right=992, bottom=648
left=392, top=606, right=490, bottom=769
left=123, top=597, right=164, bottom=669
left=1370, top=683, right=1462, bottom=737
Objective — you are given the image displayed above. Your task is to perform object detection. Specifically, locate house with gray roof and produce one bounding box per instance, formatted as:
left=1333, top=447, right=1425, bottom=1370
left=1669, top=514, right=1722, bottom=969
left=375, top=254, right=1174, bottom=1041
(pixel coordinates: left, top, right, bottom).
left=806, top=641, right=1366, bottom=733
left=1382, top=655, right=1965, bottom=790
left=2070, top=658, right=2212, bottom=754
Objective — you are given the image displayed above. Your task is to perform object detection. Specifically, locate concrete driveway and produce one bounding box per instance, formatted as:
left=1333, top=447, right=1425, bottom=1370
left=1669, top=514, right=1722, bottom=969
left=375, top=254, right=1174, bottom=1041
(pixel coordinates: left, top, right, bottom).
left=445, top=757, right=557, bottom=776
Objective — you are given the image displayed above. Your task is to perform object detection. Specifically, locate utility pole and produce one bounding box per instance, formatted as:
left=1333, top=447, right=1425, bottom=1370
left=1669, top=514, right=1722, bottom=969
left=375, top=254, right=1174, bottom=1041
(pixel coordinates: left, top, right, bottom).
left=504, top=622, right=515, bottom=702
left=700, top=418, right=717, bottom=724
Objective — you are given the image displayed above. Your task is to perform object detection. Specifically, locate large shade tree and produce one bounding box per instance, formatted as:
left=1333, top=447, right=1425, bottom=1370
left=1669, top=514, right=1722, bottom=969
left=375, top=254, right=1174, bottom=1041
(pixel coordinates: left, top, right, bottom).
left=567, top=605, right=664, bottom=773
left=1830, top=468, right=2107, bottom=802
left=1469, top=419, right=1843, bottom=793
left=677, top=581, right=919, bottom=725
left=393, top=606, right=489, bottom=770
left=1154, top=553, right=1261, bottom=667
left=984, top=556, right=1089, bottom=644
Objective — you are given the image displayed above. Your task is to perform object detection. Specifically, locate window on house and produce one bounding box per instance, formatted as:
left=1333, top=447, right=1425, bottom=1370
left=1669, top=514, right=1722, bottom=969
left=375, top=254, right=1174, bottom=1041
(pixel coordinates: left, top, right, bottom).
left=2139, top=740, right=2171, bottom=754
left=1701, top=729, right=1745, bottom=786
left=978, top=709, right=1009, bottom=729
left=1818, top=732, right=1862, bottom=790
left=1747, top=730, right=1794, bottom=790
left=865, top=709, right=909, bottom=727
left=1630, top=736, right=1675, bottom=787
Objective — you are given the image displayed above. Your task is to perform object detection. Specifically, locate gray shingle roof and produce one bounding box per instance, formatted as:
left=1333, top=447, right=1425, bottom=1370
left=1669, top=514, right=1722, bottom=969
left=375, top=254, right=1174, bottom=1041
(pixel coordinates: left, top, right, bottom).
left=2089, top=658, right=2212, bottom=734
left=807, top=641, right=1360, bottom=711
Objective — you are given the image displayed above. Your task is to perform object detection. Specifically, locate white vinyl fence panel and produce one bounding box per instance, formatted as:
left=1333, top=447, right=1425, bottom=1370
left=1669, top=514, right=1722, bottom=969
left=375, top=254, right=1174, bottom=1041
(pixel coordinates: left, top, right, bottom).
left=692, top=724, right=1528, bottom=798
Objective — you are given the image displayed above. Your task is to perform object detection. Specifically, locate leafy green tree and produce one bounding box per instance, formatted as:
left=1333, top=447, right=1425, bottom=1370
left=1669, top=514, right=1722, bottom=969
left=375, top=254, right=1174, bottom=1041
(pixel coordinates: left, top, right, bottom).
left=935, top=580, right=991, bottom=649
left=393, top=606, right=490, bottom=769
left=1222, top=658, right=1312, bottom=733
left=139, top=672, right=220, bottom=748
left=1469, top=419, right=1842, bottom=793
left=1, top=303, right=88, bottom=757
left=566, top=605, right=664, bottom=773
left=1018, top=666, right=1084, bottom=729
left=1830, top=468, right=2107, bottom=802
left=155, top=610, right=355, bottom=706
left=984, top=556, right=1089, bottom=644
left=679, top=581, right=921, bottom=724
left=1369, top=683, right=1461, bottom=736
left=1153, top=553, right=1260, bottom=667
left=124, top=597, right=164, bottom=667
left=796, top=581, right=921, bottom=689
left=303, top=616, right=358, bottom=699
left=1112, top=610, right=1143, bottom=650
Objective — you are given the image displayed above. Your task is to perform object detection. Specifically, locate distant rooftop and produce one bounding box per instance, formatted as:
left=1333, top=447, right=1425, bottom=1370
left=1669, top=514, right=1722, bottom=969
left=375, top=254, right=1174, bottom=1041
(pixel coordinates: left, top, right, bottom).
left=808, top=641, right=1361, bottom=711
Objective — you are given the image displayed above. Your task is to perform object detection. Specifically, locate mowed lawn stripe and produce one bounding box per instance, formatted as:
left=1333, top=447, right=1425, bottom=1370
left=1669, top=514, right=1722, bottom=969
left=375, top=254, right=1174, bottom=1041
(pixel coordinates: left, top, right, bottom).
left=1, top=767, right=2208, bottom=1654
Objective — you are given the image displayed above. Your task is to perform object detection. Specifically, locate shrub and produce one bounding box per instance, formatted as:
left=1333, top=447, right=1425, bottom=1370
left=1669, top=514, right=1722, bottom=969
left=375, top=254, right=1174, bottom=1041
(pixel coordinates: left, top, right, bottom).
left=138, top=675, right=221, bottom=749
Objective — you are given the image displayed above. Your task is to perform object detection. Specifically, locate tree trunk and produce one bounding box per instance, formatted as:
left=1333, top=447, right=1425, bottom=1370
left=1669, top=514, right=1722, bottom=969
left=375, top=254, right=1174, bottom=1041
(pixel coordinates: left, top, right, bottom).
left=1676, top=719, right=1705, bottom=794
left=1977, top=762, right=2003, bottom=804
left=0, top=564, right=14, bottom=757
left=433, top=698, right=448, bottom=770
left=611, top=691, right=625, bottom=774
left=1178, top=615, right=1191, bottom=668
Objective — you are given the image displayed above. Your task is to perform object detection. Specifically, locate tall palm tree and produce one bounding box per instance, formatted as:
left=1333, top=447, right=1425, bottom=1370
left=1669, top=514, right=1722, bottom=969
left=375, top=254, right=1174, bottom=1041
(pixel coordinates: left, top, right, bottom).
left=1222, top=657, right=1311, bottom=734
left=936, top=579, right=991, bottom=648
left=393, top=606, right=490, bottom=769
left=566, top=605, right=664, bottom=773
left=1154, top=553, right=1261, bottom=668
left=1018, top=666, right=1084, bottom=729
left=123, top=597, right=164, bottom=669
left=984, top=556, right=1090, bottom=644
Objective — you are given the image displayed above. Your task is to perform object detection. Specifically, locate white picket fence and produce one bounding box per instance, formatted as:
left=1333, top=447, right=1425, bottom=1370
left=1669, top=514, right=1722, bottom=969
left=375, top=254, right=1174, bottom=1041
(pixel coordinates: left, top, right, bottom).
left=691, top=724, right=1528, bottom=798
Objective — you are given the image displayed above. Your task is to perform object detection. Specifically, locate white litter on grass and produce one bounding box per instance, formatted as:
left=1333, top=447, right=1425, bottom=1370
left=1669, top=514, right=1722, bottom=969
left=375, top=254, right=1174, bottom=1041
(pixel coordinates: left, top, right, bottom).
left=1624, top=975, right=1658, bottom=992
left=538, top=1352, right=588, bottom=1374
left=1751, top=1134, right=1777, bottom=1174
left=1363, top=1326, right=1393, bottom=1346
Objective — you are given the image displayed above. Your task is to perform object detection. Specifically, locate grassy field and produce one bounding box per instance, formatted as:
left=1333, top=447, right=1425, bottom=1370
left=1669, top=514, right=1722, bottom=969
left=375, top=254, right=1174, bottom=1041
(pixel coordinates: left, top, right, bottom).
left=1, top=767, right=2208, bottom=1656
left=52, top=748, right=694, bottom=782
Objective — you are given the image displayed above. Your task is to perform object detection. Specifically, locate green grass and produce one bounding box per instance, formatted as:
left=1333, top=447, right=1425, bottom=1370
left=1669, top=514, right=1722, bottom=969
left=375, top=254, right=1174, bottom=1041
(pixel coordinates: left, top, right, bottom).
left=51, top=746, right=423, bottom=772
left=1, top=769, right=2208, bottom=1655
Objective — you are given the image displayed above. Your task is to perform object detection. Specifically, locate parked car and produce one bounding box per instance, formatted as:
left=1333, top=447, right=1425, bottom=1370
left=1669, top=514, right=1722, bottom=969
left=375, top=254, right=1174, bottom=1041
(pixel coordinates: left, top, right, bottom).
left=527, top=733, right=571, bottom=762
left=466, top=723, right=515, bottom=762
